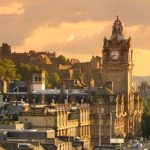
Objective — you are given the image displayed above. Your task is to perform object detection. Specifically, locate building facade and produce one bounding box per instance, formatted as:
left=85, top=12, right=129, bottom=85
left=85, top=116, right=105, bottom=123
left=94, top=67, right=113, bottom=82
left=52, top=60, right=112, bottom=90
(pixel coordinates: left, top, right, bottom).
left=19, top=103, right=91, bottom=149
left=90, top=17, right=143, bottom=147
left=101, top=16, right=133, bottom=94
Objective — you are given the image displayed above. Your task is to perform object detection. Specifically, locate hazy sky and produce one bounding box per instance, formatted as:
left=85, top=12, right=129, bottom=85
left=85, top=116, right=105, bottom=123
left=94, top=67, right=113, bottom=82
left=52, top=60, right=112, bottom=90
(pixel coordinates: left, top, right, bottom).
left=0, top=0, right=150, bottom=76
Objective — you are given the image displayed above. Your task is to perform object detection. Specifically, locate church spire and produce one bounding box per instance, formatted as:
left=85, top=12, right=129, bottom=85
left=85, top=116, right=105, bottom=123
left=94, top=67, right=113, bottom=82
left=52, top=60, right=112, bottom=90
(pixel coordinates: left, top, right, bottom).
left=110, top=16, right=125, bottom=41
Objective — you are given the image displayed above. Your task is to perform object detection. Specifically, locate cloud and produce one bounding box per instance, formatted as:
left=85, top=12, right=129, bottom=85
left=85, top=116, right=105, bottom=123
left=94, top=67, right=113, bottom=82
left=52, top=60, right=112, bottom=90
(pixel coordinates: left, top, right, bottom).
left=0, top=1, right=24, bottom=15
left=14, top=21, right=111, bottom=53
left=0, top=0, right=150, bottom=47
left=20, top=0, right=150, bottom=25
left=125, top=25, right=150, bottom=49
left=133, top=48, right=150, bottom=76
left=0, top=0, right=150, bottom=75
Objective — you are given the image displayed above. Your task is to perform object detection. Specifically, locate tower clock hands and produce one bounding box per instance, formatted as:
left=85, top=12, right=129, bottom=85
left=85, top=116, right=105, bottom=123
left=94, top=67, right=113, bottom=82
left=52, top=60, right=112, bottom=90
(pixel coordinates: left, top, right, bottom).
left=111, top=51, right=119, bottom=60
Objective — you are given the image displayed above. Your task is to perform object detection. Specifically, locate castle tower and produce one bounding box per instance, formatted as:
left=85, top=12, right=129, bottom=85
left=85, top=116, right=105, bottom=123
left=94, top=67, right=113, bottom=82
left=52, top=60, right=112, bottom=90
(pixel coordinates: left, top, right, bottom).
left=1, top=43, right=11, bottom=58
left=101, top=16, right=133, bottom=96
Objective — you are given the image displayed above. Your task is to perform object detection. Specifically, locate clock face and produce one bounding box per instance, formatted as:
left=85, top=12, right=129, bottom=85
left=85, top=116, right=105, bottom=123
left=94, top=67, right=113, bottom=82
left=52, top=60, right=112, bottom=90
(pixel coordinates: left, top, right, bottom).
left=111, top=51, right=119, bottom=60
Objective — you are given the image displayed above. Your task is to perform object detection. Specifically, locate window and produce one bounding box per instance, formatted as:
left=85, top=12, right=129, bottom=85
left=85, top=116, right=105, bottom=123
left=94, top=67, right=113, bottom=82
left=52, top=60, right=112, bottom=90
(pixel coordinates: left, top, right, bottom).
left=35, top=76, right=38, bottom=82
left=98, top=108, right=104, bottom=113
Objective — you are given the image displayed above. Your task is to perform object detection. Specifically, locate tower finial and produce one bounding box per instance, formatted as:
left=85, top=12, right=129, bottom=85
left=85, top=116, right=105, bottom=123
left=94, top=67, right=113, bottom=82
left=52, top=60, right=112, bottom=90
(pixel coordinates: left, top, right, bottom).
left=111, top=16, right=124, bottom=41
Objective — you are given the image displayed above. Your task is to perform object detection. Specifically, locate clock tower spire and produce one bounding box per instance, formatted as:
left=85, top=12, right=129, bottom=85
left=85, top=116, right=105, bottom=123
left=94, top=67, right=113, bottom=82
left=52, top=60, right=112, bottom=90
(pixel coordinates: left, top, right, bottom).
left=111, top=16, right=124, bottom=41
left=101, top=17, right=133, bottom=95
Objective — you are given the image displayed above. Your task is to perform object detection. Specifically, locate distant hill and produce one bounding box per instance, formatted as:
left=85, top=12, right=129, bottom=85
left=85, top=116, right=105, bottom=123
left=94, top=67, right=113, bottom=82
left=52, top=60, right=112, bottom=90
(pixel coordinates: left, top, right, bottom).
left=133, top=76, right=150, bottom=86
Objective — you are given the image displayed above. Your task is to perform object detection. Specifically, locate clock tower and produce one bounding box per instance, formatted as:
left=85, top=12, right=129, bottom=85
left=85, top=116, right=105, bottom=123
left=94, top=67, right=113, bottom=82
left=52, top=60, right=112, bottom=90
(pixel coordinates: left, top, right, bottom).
left=101, top=16, right=133, bottom=95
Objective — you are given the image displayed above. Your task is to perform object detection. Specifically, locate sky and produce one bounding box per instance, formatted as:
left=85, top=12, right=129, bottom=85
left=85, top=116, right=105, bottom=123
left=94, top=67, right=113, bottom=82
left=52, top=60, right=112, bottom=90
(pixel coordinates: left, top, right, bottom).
left=0, top=0, right=150, bottom=76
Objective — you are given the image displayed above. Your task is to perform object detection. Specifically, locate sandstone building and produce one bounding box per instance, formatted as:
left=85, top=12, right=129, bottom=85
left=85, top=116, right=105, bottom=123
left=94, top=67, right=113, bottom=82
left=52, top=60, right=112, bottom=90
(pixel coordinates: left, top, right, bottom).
left=89, top=17, right=143, bottom=147
left=0, top=17, right=143, bottom=150
left=19, top=103, right=91, bottom=150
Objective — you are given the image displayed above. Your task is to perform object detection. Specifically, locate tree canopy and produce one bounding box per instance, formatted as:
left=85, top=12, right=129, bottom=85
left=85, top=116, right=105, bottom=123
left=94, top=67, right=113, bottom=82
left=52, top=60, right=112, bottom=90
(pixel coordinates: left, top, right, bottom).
left=45, top=70, right=51, bottom=88
left=17, top=63, right=40, bottom=81
left=0, top=59, right=19, bottom=80
left=50, top=72, right=61, bottom=88
left=141, top=99, right=150, bottom=138
left=17, top=63, right=51, bottom=88
left=57, top=55, right=67, bottom=64
left=0, top=59, right=61, bottom=89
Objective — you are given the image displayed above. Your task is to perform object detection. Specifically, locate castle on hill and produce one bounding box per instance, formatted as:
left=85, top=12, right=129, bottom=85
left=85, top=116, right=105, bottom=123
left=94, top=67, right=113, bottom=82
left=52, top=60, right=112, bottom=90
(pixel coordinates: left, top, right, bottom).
left=0, top=42, right=102, bottom=87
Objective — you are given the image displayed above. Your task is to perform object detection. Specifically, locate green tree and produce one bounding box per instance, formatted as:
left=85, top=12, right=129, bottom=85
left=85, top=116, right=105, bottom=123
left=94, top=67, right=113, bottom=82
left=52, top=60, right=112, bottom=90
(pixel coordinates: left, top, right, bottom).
left=17, top=63, right=52, bottom=88
left=45, top=71, right=51, bottom=88
left=0, top=65, right=5, bottom=79
left=17, top=63, right=40, bottom=81
left=17, top=63, right=31, bottom=81
left=31, top=65, right=40, bottom=72
left=0, top=59, right=19, bottom=80
left=50, top=72, right=61, bottom=88
left=57, top=55, right=67, bottom=64
left=141, top=99, right=150, bottom=138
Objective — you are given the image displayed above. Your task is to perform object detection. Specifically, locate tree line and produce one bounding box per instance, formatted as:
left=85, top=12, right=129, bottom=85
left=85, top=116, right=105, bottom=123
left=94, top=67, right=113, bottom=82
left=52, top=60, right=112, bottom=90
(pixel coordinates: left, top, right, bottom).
left=0, top=59, right=61, bottom=88
left=141, top=99, right=150, bottom=139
